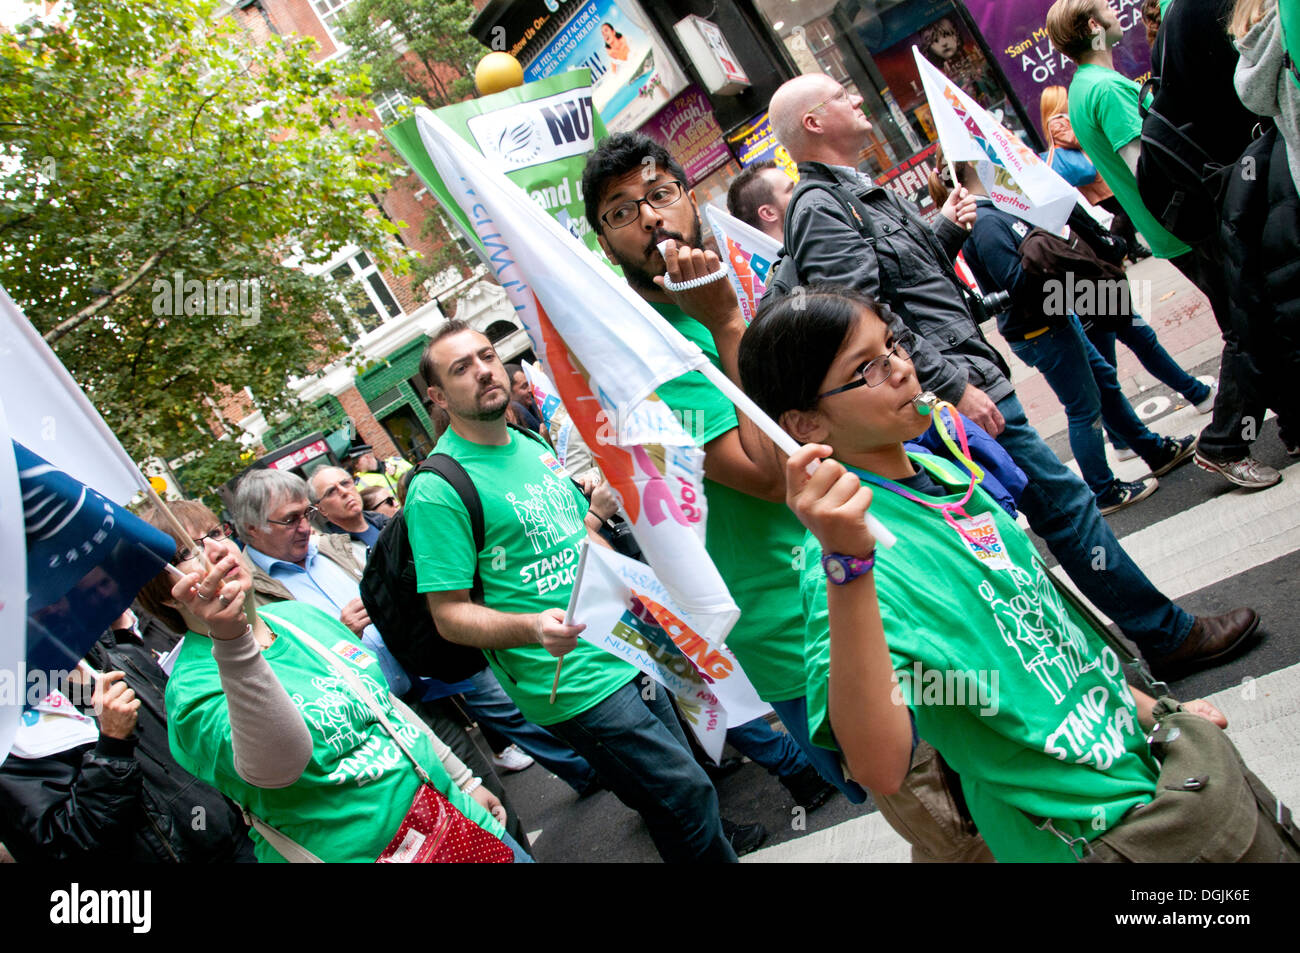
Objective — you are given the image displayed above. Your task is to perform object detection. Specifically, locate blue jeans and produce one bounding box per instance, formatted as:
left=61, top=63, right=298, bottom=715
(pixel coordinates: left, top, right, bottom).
left=458, top=667, right=597, bottom=794
left=500, top=830, right=534, bottom=863
left=770, top=697, right=868, bottom=804
left=545, top=680, right=736, bottom=862
left=993, top=393, right=1194, bottom=655
left=726, top=716, right=810, bottom=778
left=1011, top=316, right=1166, bottom=497
left=1087, top=316, right=1211, bottom=451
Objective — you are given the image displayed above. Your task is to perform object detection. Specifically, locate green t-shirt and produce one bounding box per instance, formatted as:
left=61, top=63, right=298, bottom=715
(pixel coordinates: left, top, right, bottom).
left=404, top=427, right=637, bottom=725
left=651, top=302, right=808, bottom=703
left=164, top=601, right=503, bottom=863
left=1067, top=62, right=1191, bottom=259
left=800, top=454, right=1159, bottom=862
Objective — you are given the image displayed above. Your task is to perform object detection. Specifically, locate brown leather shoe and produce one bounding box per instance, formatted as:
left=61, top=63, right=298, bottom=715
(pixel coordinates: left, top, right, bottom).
left=1149, top=608, right=1260, bottom=680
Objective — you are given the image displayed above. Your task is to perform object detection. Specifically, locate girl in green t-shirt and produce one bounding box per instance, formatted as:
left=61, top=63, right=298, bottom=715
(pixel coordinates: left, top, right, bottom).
left=735, top=286, right=1300, bottom=862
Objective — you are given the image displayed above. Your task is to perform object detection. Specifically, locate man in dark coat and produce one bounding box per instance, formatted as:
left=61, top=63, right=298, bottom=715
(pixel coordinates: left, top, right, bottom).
left=0, top=610, right=255, bottom=862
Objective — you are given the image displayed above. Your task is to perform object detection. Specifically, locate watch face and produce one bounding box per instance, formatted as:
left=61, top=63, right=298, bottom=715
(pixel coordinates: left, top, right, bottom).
left=824, top=556, right=847, bottom=584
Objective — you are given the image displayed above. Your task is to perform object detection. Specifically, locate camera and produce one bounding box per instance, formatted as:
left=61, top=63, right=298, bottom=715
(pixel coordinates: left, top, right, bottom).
left=979, top=290, right=1013, bottom=315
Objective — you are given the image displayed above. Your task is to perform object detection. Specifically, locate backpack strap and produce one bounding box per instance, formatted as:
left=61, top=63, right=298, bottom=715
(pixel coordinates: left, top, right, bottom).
left=413, top=455, right=485, bottom=605
left=785, top=169, right=982, bottom=323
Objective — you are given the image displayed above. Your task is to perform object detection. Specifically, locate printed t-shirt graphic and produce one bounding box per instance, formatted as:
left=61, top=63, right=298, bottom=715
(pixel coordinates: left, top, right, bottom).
left=164, top=601, right=502, bottom=863
left=651, top=302, right=809, bottom=703
left=405, top=427, right=637, bottom=725
left=800, top=453, right=1159, bottom=862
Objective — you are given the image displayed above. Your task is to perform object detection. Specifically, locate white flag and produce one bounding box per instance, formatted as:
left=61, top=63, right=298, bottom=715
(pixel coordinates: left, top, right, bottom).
left=703, top=204, right=783, bottom=324
left=570, top=542, right=770, bottom=763
left=0, top=286, right=143, bottom=503
left=913, top=47, right=1080, bottom=235
left=414, top=108, right=738, bottom=644
left=415, top=109, right=709, bottom=432
left=0, top=398, right=25, bottom=762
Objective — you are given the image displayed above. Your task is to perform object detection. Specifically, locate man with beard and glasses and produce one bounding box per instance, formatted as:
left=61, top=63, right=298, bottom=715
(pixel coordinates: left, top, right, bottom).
left=579, top=133, right=866, bottom=808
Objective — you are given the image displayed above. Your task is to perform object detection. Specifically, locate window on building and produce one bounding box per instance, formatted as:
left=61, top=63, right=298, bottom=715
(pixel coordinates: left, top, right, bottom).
left=438, top=213, right=474, bottom=258
left=312, top=0, right=353, bottom=38
left=754, top=0, right=1028, bottom=216
left=484, top=320, right=519, bottom=344
left=374, top=89, right=410, bottom=126
left=325, top=249, right=403, bottom=342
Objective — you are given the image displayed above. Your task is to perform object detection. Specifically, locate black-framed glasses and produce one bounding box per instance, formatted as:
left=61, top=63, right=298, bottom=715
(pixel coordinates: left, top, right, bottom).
left=177, top=522, right=234, bottom=564
left=600, top=180, right=685, bottom=229
left=380, top=496, right=397, bottom=508
left=818, top=337, right=913, bottom=399
left=265, top=505, right=318, bottom=528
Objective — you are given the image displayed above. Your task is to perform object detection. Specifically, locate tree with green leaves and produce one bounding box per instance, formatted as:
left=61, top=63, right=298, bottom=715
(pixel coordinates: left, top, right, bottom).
left=0, top=0, right=409, bottom=500
left=337, top=0, right=487, bottom=293
left=336, top=0, right=482, bottom=110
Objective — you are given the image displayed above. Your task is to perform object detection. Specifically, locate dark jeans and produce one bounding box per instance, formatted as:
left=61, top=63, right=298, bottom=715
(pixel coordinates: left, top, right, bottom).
left=546, top=680, right=736, bottom=863
left=459, top=667, right=596, bottom=793
left=770, top=697, right=869, bottom=804
left=1087, top=316, right=1211, bottom=452
left=1011, top=316, right=1166, bottom=497
left=726, top=715, right=811, bottom=778
left=1170, top=250, right=1266, bottom=461
left=993, top=393, right=1194, bottom=655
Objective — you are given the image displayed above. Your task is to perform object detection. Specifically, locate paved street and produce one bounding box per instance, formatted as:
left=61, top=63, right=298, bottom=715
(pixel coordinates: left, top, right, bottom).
left=487, top=257, right=1300, bottom=862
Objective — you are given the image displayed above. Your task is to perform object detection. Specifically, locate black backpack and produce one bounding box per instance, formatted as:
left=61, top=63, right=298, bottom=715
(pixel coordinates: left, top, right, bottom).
left=358, top=424, right=576, bottom=685
left=1137, top=25, right=1241, bottom=246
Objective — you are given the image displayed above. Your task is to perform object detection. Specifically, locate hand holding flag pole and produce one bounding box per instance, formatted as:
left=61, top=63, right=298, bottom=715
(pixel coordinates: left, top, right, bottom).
left=550, top=540, right=591, bottom=704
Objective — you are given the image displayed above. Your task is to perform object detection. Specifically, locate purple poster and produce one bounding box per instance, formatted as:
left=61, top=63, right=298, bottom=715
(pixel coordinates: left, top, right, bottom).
left=641, top=85, right=732, bottom=186
left=962, top=0, right=1155, bottom=140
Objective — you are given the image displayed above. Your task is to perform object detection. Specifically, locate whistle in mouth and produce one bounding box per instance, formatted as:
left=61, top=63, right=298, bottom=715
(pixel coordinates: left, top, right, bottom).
left=912, top=391, right=939, bottom=416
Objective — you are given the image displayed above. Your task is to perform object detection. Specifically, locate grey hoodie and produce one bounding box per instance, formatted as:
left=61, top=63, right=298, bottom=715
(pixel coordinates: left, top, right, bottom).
left=1235, top=5, right=1300, bottom=195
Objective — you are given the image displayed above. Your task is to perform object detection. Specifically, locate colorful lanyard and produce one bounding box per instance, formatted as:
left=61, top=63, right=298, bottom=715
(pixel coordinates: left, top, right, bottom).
left=843, top=401, right=991, bottom=553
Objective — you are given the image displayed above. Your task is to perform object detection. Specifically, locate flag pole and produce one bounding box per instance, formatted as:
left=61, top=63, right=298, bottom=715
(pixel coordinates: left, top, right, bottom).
left=550, top=540, right=591, bottom=703
left=695, top=363, right=898, bottom=550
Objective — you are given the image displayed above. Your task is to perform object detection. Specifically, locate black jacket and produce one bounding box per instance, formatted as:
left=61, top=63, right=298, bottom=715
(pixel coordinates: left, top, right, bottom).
left=322, top=509, right=390, bottom=542
left=1219, top=126, right=1300, bottom=430
left=0, top=625, right=255, bottom=862
left=963, top=199, right=1132, bottom=340
left=780, top=161, right=1013, bottom=404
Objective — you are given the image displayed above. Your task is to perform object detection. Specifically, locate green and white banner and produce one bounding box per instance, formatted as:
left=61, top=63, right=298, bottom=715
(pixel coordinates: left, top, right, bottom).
left=386, top=70, right=609, bottom=260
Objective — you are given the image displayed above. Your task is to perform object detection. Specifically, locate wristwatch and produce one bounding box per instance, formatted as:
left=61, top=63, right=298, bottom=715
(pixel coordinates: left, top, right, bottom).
left=821, top=551, right=876, bottom=585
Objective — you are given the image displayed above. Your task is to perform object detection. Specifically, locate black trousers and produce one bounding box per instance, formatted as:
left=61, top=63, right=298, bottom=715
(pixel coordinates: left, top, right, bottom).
left=1170, top=248, right=1268, bottom=461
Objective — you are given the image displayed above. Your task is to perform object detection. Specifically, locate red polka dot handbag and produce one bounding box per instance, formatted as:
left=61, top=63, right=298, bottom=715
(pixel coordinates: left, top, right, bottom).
left=377, top=781, right=514, bottom=864
left=286, top=619, right=514, bottom=864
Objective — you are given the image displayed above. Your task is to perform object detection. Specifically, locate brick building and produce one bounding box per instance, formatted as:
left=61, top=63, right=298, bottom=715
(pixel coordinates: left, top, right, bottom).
left=215, top=0, right=529, bottom=470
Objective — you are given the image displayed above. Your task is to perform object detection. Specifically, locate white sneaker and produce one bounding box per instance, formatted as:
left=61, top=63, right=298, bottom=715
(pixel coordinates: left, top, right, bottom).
left=492, top=744, right=535, bottom=772
left=1193, top=382, right=1218, bottom=414
left=1114, top=446, right=1139, bottom=462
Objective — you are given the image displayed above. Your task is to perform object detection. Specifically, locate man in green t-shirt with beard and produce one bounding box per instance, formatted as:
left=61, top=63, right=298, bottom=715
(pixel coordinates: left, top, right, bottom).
left=404, top=319, right=735, bottom=863
left=581, top=133, right=865, bottom=803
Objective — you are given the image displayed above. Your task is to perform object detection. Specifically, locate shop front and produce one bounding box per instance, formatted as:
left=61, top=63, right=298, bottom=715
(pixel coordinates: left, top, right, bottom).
left=472, top=0, right=1157, bottom=222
